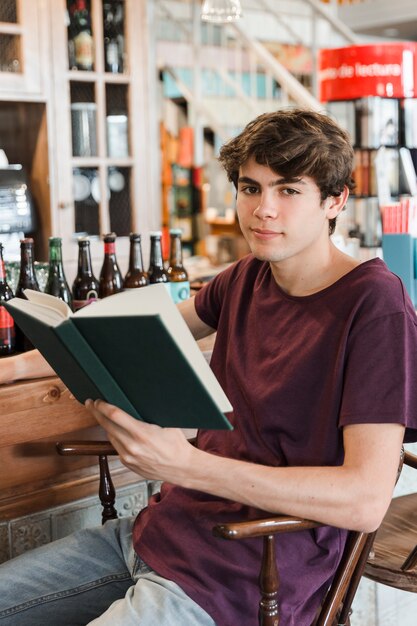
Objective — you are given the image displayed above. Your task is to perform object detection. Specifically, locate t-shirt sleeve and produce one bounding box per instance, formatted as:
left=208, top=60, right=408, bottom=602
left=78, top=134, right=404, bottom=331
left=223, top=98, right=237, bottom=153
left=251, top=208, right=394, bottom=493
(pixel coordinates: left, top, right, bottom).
left=339, top=310, right=417, bottom=442
left=194, top=265, right=235, bottom=329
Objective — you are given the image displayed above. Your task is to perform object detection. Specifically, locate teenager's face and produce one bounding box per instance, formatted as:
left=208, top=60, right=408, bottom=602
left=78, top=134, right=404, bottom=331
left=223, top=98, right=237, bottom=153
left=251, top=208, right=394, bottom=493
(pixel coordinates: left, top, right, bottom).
left=236, top=157, right=341, bottom=267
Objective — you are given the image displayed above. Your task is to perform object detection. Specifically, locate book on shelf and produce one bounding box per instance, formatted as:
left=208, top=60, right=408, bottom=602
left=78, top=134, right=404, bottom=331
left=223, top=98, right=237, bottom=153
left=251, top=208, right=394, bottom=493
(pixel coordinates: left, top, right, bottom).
left=5, top=285, right=233, bottom=430
left=358, top=97, right=399, bottom=149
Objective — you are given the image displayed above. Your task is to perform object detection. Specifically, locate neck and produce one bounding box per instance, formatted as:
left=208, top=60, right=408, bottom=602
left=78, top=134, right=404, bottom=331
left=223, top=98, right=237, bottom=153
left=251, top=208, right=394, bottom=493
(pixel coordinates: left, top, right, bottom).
left=269, top=241, right=360, bottom=297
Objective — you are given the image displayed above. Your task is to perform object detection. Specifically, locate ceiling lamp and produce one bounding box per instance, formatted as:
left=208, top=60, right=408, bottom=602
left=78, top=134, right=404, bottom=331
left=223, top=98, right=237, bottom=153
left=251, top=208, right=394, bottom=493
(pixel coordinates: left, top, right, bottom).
left=201, top=0, right=242, bottom=23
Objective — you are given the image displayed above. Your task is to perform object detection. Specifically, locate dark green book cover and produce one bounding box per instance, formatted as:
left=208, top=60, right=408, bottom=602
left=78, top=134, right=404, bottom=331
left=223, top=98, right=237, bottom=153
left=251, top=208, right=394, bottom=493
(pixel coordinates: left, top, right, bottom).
left=6, top=286, right=233, bottom=430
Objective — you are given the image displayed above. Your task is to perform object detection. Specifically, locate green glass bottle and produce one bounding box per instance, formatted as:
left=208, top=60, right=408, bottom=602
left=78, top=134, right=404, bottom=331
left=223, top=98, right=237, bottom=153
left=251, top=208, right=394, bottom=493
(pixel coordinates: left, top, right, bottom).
left=45, top=237, right=73, bottom=310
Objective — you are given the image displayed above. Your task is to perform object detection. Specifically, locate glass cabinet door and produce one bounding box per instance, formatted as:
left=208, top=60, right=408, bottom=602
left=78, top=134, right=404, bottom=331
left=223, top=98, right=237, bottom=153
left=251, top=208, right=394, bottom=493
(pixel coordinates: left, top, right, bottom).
left=51, top=0, right=157, bottom=278
left=0, top=0, right=42, bottom=95
left=65, top=0, right=132, bottom=241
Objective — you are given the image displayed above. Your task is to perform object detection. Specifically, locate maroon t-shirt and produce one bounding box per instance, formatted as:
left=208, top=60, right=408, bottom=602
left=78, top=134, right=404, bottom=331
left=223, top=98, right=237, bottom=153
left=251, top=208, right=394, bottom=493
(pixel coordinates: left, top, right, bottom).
left=133, top=256, right=417, bottom=626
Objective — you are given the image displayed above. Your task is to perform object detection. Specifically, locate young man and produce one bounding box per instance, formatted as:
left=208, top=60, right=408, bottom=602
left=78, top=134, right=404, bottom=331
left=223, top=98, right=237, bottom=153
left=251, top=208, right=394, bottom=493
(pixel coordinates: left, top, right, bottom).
left=1, top=109, right=417, bottom=626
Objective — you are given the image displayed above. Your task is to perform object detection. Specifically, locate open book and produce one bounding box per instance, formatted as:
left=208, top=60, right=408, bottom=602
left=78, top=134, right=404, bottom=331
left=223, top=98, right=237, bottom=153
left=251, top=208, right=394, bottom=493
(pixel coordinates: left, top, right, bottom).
left=6, top=285, right=233, bottom=430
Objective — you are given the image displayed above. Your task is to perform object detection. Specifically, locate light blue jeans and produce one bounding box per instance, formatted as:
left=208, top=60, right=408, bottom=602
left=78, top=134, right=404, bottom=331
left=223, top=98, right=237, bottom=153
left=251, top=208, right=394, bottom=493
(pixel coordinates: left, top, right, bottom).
left=0, top=516, right=216, bottom=626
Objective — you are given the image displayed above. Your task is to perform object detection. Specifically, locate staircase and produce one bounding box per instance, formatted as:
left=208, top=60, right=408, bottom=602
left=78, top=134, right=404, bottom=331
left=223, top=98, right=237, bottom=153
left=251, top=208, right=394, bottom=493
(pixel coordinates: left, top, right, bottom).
left=154, top=0, right=361, bottom=149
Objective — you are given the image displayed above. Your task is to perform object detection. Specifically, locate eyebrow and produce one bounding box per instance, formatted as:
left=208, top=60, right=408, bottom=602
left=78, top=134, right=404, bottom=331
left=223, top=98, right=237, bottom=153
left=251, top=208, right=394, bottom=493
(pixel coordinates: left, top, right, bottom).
left=237, top=175, right=307, bottom=187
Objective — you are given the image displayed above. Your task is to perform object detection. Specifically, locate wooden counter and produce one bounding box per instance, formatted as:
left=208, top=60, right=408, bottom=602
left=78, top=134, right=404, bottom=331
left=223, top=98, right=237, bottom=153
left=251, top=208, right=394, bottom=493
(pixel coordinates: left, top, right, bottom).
left=0, top=376, right=139, bottom=521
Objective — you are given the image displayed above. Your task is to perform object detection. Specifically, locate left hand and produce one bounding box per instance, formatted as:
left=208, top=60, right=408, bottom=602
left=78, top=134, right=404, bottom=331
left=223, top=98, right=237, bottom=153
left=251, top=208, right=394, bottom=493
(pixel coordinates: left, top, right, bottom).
left=85, top=399, right=197, bottom=484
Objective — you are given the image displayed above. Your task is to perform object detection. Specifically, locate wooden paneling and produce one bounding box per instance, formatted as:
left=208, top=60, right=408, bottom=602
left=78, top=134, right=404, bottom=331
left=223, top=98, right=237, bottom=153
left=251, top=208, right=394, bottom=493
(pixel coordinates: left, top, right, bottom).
left=0, top=376, right=140, bottom=521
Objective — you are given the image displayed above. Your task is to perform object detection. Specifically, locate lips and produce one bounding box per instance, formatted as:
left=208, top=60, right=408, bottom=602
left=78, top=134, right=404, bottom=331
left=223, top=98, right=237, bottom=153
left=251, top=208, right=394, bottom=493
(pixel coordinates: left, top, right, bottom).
left=251, top=228, right=283, bottom=238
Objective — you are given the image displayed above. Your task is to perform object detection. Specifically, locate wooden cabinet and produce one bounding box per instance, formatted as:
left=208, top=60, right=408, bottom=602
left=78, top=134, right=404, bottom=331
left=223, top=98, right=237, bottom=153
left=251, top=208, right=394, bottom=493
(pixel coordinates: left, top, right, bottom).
left=48, top=0, right=159, bottom=279
left=0, top=0, right=45, bottom=98
left=0, top=0, right=160, bottom=277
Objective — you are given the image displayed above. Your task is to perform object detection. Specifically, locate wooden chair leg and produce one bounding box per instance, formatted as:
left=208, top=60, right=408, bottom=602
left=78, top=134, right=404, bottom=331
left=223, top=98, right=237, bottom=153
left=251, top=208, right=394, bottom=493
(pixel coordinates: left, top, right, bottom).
left=98, top=454, right=118, bottom=524
left=56, top=441, right=119, bottom=524
left=259, top=535, right=279, bottom=626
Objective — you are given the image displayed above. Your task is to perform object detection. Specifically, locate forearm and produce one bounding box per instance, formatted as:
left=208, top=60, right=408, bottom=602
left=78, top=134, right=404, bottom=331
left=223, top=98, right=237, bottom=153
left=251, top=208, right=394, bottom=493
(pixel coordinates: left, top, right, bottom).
left=182, top=449, right=382, bottom=531
left=182, top=423, right=404, bottom=533
left=0, top=349, right=55, bottom=384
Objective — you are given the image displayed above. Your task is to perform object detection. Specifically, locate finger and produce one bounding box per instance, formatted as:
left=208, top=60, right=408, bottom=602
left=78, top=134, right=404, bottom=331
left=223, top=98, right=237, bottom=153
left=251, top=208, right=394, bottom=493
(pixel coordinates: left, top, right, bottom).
left=85, top=400, right=135, bottom=449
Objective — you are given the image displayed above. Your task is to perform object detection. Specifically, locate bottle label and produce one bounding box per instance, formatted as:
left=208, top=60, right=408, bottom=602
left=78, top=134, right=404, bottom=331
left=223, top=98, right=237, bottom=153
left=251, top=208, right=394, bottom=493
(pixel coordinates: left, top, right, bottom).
left=0, top=260, right=6, bottom=281
left=104, top=242, right=116, bottom=255
left=169, top=281, right=190, bottom=304
left=0, top=305, right=14, bottom=329
left=73, top=292, right=99, bottom=311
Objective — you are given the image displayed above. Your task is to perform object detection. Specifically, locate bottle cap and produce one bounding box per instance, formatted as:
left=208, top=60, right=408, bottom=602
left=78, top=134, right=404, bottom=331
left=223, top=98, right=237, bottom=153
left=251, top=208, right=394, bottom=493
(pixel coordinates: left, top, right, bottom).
left=150, top=231, right=162, bottom=238
left=169, top=228, right=183, bottom=236
left=103, top=232, right=116, bottom=242
left=78, top=236, right=90, bottom=244
left=49, top=237, right=62, bottom=245
left=129, top=232, right=141, bottom=241
left=20, top=238, right=34, bottom=244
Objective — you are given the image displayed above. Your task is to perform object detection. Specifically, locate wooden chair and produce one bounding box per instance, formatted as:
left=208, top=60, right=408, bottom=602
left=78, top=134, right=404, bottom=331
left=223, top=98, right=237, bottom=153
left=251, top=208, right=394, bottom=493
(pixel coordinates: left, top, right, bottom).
left=56, top=441, right=417, bottom=626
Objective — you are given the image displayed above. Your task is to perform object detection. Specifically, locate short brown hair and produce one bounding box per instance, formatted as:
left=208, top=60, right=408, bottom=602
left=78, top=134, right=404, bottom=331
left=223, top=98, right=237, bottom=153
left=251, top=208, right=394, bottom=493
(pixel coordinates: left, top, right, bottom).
left=218, top=108, right=355, bottom=234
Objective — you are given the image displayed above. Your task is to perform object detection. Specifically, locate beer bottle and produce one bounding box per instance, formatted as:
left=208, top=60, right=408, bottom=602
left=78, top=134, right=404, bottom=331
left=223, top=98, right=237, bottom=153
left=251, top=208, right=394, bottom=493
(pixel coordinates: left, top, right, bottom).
left=148, top=231, right=169, bottom=284
left=72, top=237, right=100, bottom=311
left=0, top=244, right=15, bottom=356
left=15, top=238, right=40, bottom=351
left=45, top=237, right=73, bottom=310
left=98, top=232, right=123, bottom=298
left=123, top=233, right=149, bottom=289
left=167, top=228, right=190, bottom=303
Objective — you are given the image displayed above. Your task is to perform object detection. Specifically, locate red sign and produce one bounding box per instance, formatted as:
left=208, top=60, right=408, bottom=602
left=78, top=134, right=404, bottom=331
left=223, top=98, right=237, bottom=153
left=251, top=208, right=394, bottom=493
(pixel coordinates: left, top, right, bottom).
left=318, top=43, right=417, bottom=101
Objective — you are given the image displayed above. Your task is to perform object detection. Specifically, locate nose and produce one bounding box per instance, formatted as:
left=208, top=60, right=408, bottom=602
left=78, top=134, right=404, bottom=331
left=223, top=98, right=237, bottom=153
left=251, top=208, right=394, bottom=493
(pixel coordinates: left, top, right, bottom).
left=253, top=192, right=278, bottom=220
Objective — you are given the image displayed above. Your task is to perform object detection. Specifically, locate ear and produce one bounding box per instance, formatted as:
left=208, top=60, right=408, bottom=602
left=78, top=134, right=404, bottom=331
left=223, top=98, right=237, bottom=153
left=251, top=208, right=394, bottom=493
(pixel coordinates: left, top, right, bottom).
left=325, top=186, right=350, bottom=220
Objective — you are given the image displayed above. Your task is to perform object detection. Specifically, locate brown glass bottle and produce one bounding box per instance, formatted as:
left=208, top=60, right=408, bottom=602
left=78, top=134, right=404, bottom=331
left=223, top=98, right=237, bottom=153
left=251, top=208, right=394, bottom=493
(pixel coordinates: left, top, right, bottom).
left=0, top=244, right=15, bottom=356
left=45, top=237, right=73, bottom=310
left=148, top=231, right=169, bottom=284
left=99, top=232, right=123, bottom=298
left=123, top=233, right=149, bottom=289
left=167, top=228, right=190, bottom=303
left=72, top=237, right=100, bottom=311
left=15, top=238, right=40, bottom=351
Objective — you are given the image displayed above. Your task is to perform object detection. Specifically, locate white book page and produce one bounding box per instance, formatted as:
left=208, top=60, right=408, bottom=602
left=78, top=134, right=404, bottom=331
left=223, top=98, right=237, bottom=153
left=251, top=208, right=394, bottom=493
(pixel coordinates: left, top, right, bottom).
left=6, top=296, right=69, bottom=326
left=24, top=289, right=72, bottom=320
left=76, top=284, right=233, bottom=414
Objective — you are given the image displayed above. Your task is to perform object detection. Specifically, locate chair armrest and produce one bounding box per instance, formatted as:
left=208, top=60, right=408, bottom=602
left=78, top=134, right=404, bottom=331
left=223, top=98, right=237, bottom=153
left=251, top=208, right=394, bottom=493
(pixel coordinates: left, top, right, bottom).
left=213, top=515, right=320, bottom=540
left=56, top=440, right=118, bottom=456
left=404, top=450, right=417, bottom=470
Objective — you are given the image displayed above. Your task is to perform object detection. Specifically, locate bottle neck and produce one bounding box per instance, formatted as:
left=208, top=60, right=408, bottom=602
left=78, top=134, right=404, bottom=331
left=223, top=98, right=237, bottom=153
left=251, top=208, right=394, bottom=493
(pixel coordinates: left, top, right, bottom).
left=0, top=255, right=6, bottom=283
left=129, top=240, right=144, bottom=272
left=169, top=236, right=183, bottom=268
left=77, top=244, right=94, bottom=275
left=149, top=238, right=164, bottom=270
left=104, top=241, right=116, bottom=257
left=20, top=245, right=36, bottom=278
left=49, top=247, right=63, bottom=263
